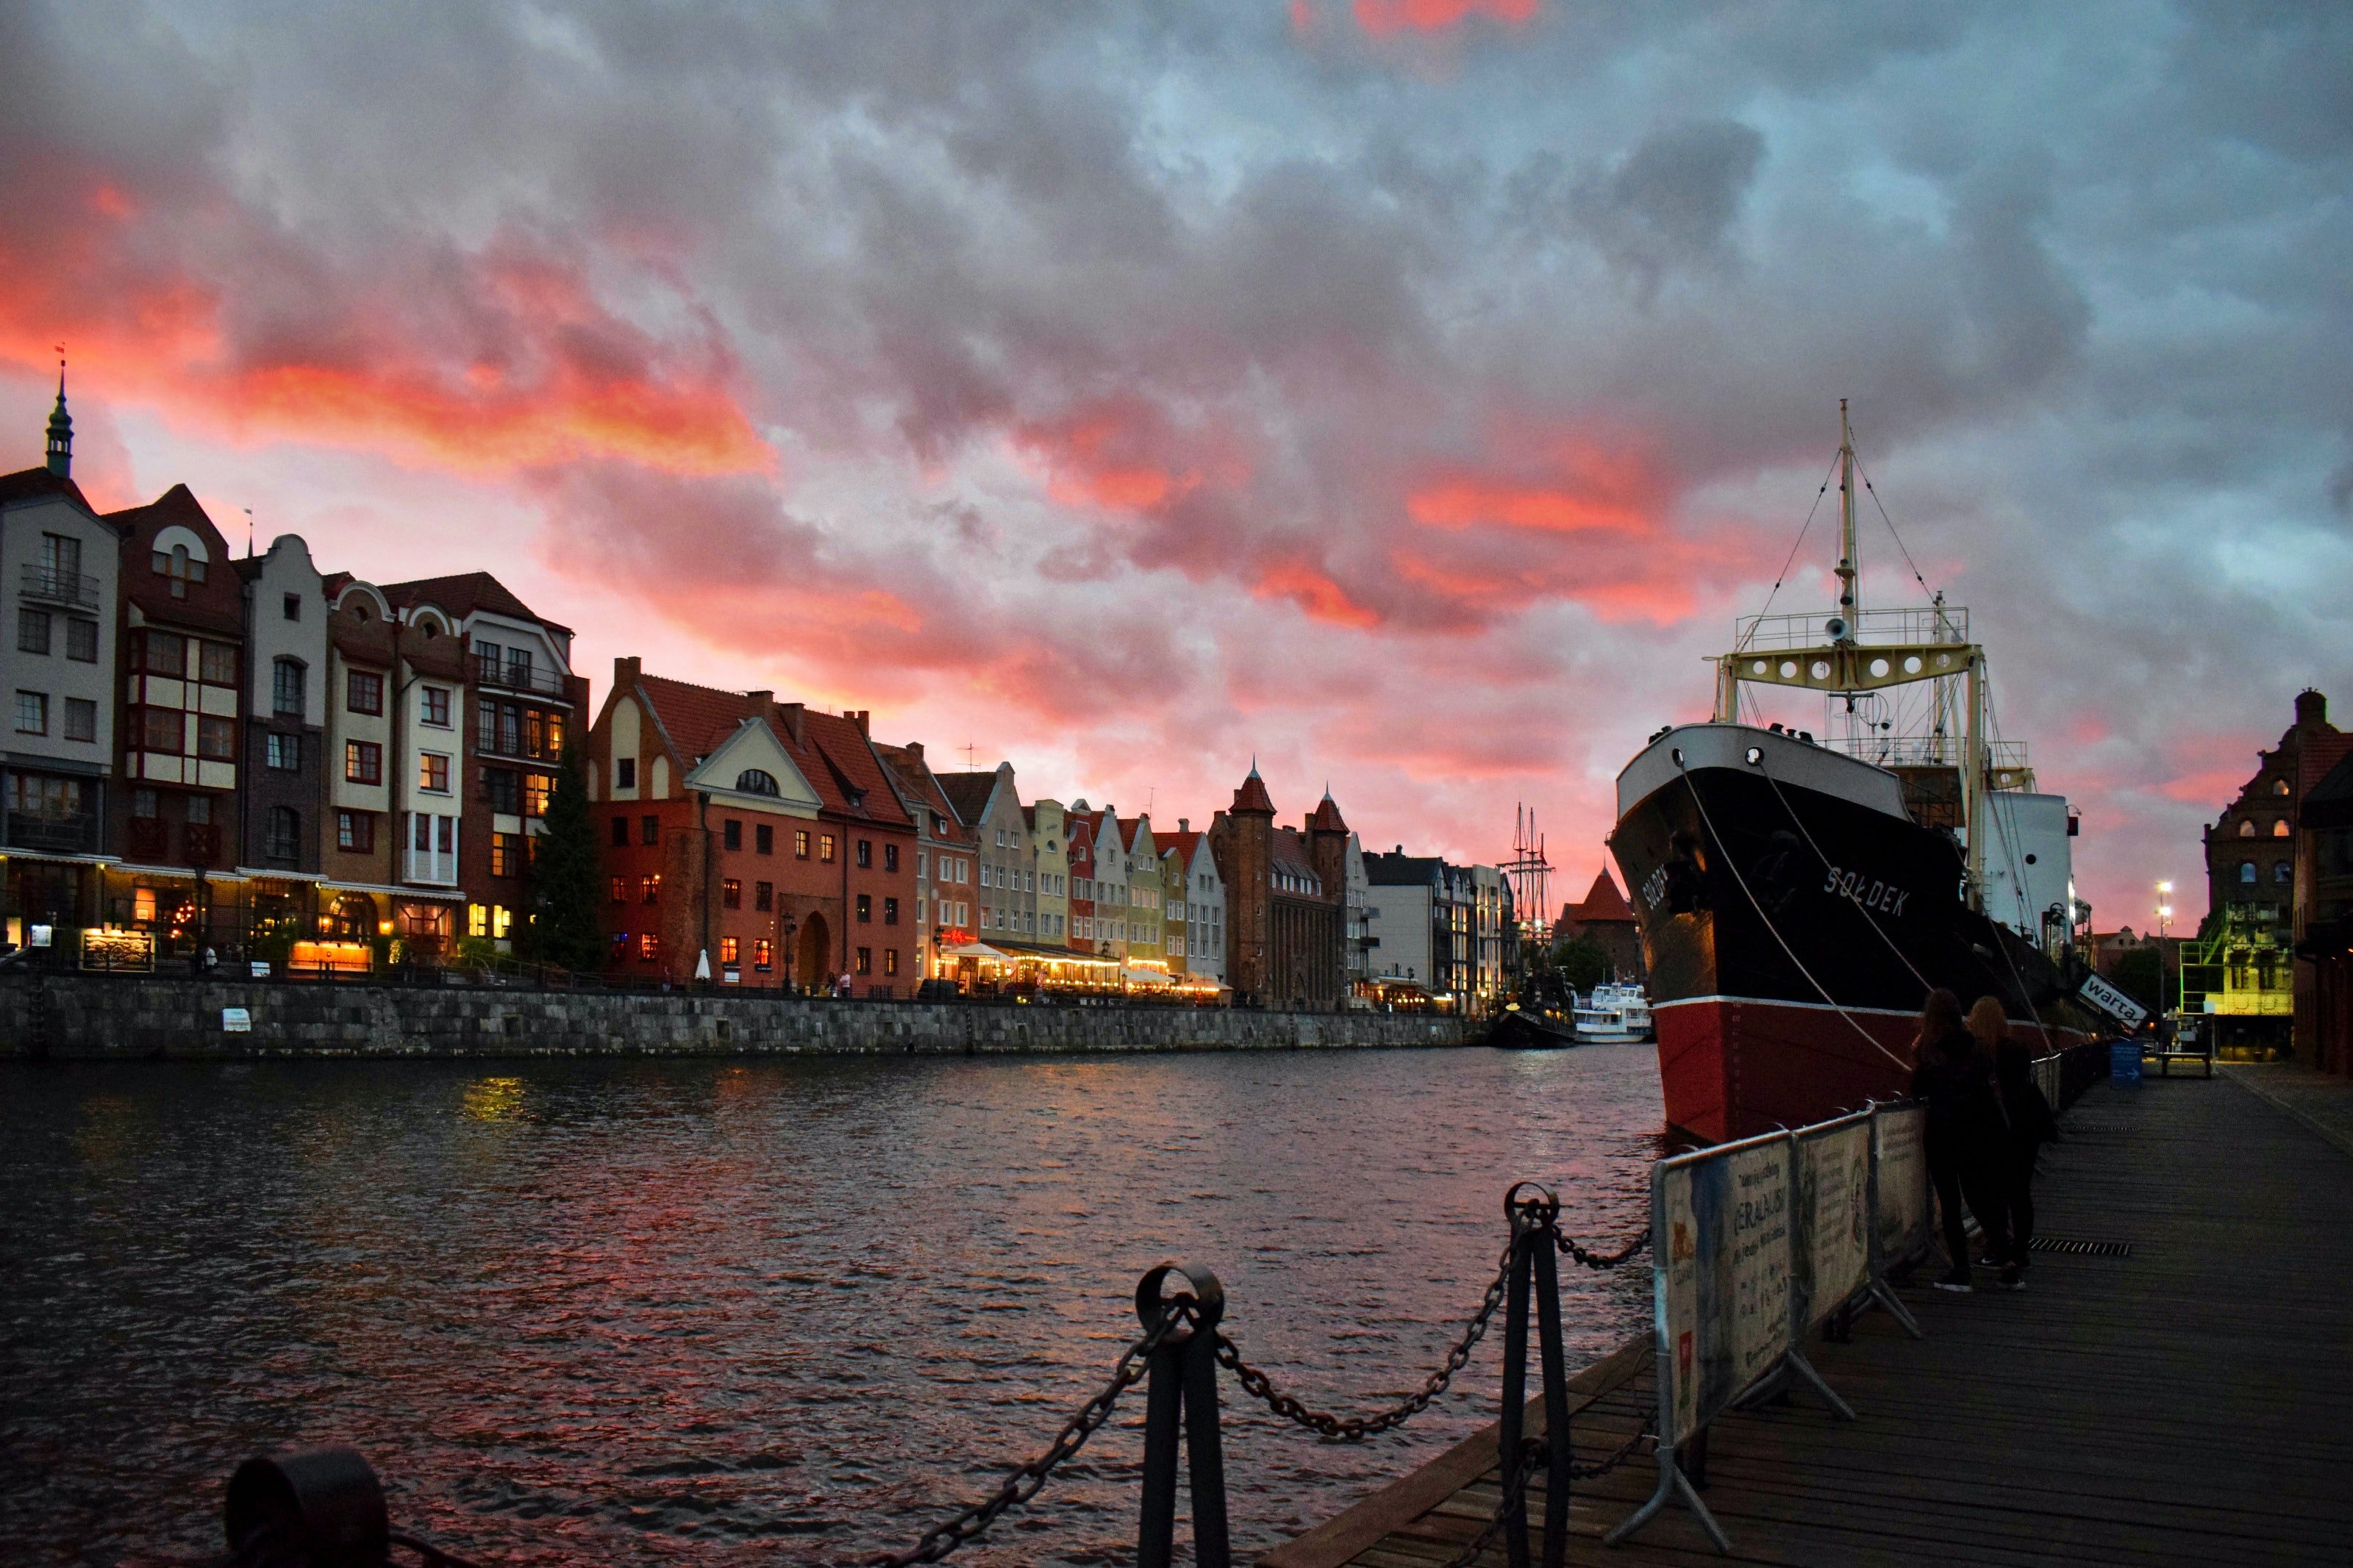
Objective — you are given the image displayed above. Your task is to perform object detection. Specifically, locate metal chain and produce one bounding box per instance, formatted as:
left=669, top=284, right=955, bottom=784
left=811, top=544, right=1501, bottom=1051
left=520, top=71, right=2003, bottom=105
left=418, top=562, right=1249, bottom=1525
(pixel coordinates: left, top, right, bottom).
left=1557, top=1226, right=1651, bottom=1270
left=1211, top=1239, right=1515, bottom=1440
left=868, top=1303, right=1189, bottom=1567
left=1438, top=1436, right=1546, bottom=1568
left=1568, top=1428, right=1652, bottom=1479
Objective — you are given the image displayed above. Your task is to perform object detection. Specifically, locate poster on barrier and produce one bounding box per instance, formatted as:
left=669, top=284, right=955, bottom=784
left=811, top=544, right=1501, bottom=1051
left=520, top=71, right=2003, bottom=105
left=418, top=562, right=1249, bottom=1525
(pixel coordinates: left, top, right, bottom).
left=1796, top=1120, right=1871, bottom=1328
left=1872, top=1105, right=1929, bottom=1262
left=1657, top=1139, right=1792, bottom=1447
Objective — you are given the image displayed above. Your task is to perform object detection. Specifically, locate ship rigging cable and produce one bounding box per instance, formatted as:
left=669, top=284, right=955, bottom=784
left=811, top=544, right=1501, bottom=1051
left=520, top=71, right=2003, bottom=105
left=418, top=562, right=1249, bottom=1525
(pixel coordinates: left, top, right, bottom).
left=1672, top=757, right=1915, bottom=1073
left=1752, top=760, right=1936, bottom=998
left=1849, top=445, right=1935, bottom=598
left=1746, top=447, right=1847, bottom=634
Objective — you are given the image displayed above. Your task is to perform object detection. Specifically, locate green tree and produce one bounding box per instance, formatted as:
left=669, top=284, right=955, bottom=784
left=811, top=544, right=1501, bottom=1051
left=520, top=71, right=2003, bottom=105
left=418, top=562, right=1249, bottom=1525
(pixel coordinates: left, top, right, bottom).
left=518, top=748, right=604, bottom=973
left=2110, top=946, right=2164, bottom=1011
left=1554, top=937, right=1610, bottom=995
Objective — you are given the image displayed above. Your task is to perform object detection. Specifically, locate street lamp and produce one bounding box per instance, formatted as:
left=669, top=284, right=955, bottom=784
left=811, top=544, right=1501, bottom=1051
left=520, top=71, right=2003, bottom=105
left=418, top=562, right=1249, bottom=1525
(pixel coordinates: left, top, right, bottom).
left=2155, top=881, right=2175, bottom=1034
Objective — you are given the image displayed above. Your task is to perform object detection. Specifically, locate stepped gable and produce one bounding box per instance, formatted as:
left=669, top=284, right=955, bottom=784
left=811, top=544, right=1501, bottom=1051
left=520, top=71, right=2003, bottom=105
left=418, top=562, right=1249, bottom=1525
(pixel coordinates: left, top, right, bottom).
left=381, top=570, right=574, bottom=637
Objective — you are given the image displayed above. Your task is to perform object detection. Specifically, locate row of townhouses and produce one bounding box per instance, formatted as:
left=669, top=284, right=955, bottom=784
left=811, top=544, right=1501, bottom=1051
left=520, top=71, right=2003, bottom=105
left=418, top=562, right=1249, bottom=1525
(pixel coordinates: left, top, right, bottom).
left=1, top=395, right=1516, bottom=1010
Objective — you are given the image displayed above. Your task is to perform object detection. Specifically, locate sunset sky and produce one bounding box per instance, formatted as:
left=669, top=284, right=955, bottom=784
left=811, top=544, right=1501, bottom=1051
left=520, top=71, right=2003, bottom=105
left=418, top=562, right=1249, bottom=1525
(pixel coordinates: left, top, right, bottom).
left=5, top=1, right=2347, bottom=930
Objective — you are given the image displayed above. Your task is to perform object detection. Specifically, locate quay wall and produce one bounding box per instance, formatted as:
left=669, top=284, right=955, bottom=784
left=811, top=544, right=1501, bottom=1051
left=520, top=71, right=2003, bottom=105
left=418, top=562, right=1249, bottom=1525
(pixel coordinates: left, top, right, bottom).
left=0, top=973, right=1477, bottom=1060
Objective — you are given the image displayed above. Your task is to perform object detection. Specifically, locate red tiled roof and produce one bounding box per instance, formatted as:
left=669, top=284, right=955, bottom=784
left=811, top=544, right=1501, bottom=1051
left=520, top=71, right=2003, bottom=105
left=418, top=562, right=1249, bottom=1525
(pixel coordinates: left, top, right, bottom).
left=107, top=484, right=244, bottom=635
left=631, top=673, right=914, bottom=828
left=2298, top=731, right=2353, bottom=802
left=1570, top=870, right=1637, bottom=923
left=1160, top=828, right=1204, bottom=864
left=1271, top=828, right=1318, bottom=878
left=1231, top=769, right=1275, bottom=815
left=935, top=770, right=1001, bottom=826
left=0, top=465, right=97, bottom=515
left=382, top=570, right=574, bottom=637
left=874, top=742, right=973, bottom=844
left=1306, top=792, right=1348, bottom=834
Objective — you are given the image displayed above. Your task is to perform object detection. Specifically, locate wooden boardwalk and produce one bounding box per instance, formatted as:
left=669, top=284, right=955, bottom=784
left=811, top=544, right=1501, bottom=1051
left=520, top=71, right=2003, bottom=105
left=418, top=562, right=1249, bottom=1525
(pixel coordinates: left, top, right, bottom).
left=1260, top=1071, right=2353, bottom=1567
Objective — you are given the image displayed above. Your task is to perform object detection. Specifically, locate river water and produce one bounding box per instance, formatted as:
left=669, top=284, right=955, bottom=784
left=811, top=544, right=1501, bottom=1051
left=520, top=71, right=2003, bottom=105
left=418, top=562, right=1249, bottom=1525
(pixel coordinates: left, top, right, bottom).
left=1, top=1047, right=1663, bottom=1566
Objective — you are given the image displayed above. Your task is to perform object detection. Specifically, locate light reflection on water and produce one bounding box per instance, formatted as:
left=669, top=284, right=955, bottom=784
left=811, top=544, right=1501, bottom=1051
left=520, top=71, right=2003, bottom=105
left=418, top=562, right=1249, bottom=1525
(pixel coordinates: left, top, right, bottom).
left=0, top=1047, right=1663, bottom=1565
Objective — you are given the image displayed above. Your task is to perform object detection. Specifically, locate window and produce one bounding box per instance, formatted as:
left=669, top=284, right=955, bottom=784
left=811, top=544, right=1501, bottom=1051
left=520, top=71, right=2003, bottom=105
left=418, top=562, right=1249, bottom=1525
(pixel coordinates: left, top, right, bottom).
left=753, top=939, right=774, bottom=972
left=884, top=897, right=899, bottom=926
left=755, top=881, right=773, bottom=912
left=612, top=931, right=629, bottom=957
left=724, top=819, right=743, bottom=851
left=611, top=815, right=629, bottom=847
left=2238, top=820, right=2256, bottom=838
left=2276, top=861, right=2293, bottom=884
left=523, top=773, right=553, bottom=818
left=283, top=593, right=301, bottom=622
left=336, top=811, right=374, bottom=853
left=756, top=823, right=773, bottom=855
left=855, top=945, right=872, bottom=975
left=615, top=757, right=638, bottom=790
left=199, top=642, right=237, bottom=685
left=819, top=833, right=835, bottom=862
left=18, top=609, right=51, bottom=654
left=63, top=698, right=95, bottom=742
left=265, top=806, right=300, bottom=860
left=641, top=815, right=659, bottom=846
left=506, top=648, right=533, bottom=688
left=421, top=686, right=451, bottom=727
left=2274, top=820, right=2291, bottom=838
left=143, top=709, right=182, bottom=752
left=419, top=752, right=450, bottom=792
left=856, top=838, right=872, bottom=868
left=66, top=618, right=97, bottom=662
left=196, top=717, right=235, bottom=759
left=347, top=670, right=384, bottom=715
left=640, top=875, right=660, bottom=904
left=723, top=878, right=742, bottom=909
left=638, top=933, right=659, bottom=962
left=15, top=691, right=46, bottom=734
left=736, top=769, right=780, bottom=796
left=267, top=733, right=300, bottom=770
left=141, top=631, right=186, bottom=676
left=720, top=937, right=740, bottom=965
left=885, top=842, right=900, bottom=873
left=610, top=876, right=627, bottom=903
left=475, top=639, right=501, bottom=670
left=490, top=833, right=525, bottom=877
left=485, top=769, right=521, bottom=815
left=857, top=893, right=872, bottom=923
left=2240, top=862, right=2257, bottom=884
left=42, top=533, right=81, bottom=578
left=883, top=948, right=899, bottom=976
left=796, top=828, right=811, bottom=859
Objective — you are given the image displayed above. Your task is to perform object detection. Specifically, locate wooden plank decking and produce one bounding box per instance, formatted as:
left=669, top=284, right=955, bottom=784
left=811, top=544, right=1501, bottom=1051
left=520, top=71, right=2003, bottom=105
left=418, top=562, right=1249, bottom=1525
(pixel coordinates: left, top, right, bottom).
left=1260, top=1071, right=2353, bottom=1567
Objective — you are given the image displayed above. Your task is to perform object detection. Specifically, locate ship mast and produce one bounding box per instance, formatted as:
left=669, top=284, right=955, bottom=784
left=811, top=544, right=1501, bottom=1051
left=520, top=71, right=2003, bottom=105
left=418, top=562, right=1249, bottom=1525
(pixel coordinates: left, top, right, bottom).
left=1835, top=398, right=1857, bottom=641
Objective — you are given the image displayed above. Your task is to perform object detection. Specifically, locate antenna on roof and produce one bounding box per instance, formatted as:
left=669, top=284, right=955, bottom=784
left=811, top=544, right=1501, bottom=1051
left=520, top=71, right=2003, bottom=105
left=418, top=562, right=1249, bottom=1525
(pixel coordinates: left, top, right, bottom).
left=243, top=507, right=254, bottom=559
left=963, top=741, right=977, bottom=770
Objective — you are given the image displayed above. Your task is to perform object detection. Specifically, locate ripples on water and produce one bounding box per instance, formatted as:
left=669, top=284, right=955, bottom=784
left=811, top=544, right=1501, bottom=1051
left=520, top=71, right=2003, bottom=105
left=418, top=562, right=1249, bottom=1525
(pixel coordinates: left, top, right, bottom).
left=0, top=1047, right=1665, bottom=1565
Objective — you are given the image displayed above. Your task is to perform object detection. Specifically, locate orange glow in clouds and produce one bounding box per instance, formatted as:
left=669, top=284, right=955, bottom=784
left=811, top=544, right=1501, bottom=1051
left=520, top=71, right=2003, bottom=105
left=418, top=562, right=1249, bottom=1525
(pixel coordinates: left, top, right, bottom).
left=1351, top=0, right=1538, bottom=36
left=1253, top=561, right=1383, bottom=629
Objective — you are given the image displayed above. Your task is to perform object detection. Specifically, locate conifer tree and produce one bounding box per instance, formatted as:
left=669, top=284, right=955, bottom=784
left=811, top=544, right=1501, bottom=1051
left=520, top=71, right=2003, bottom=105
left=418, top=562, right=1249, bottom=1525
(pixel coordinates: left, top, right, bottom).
left=520, top=748, right=604, bottom=973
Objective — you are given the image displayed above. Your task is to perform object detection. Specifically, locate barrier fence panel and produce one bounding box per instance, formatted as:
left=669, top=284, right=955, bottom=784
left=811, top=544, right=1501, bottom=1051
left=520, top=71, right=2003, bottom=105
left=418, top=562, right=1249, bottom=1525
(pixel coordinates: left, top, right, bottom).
left=1793, top=1112, right=1873, bottom=1333
left=1871, top=1103, right=1930, bottom=1268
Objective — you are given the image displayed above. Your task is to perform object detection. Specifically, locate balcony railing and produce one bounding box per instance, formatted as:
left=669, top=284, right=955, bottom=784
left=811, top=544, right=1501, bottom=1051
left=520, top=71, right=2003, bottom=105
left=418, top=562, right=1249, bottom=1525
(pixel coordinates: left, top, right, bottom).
left=472, top=654, right=570, bottom=699
left=4, top=812, right=100, bottom=854
left=21, top=564, right=101, bottom=609
left=1732, top=604, right=1972, bottom=654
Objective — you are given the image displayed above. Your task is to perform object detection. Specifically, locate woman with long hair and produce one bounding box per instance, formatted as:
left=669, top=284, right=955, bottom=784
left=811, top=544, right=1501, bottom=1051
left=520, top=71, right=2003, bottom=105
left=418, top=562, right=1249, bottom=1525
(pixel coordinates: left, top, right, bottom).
left=1972, top=998, right=2057, bottom=1289
left=1910, top=989, right=2010, bottom=1291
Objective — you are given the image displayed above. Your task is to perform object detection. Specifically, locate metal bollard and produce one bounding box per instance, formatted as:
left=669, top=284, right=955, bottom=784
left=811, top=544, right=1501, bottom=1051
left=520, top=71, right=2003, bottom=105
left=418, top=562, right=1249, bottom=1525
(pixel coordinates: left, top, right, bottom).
left=1498, top=1184, right=1572, bottom=1568
left=224, top=1445, right=390, bottom=1567
left=1134, top=1261, right=1231, bottom=1568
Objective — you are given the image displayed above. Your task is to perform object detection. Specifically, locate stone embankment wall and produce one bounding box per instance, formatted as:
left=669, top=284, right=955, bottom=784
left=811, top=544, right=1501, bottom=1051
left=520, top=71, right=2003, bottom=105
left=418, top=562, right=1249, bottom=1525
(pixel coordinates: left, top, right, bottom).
left=0, top=973, right=1475, bottom=1059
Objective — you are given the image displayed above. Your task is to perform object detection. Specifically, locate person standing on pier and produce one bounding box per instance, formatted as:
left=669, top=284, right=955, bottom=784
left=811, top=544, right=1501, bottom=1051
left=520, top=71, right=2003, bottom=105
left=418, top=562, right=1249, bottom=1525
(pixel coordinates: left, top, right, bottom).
left=1983, top=1019, right=2059, bottom=1292
left=1911, top=989, right=2010, bottom=1292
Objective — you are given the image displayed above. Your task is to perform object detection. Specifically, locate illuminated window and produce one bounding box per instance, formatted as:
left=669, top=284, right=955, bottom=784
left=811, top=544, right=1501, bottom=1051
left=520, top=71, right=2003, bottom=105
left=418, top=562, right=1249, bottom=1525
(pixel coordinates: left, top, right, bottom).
left=638, top=933, right=659, bottom=962
left=719, top=937, right=740, bottom=965
left=795, top=828, right=810, bottom=859
left=722, top=878, right=742, bottom=909
left=820, top=834, right=836, bottom=863
left=753, top=939, right=774, bottom=971
left=468, top=903, right=488, bottom=937
left=418, top=751, right=450, bottom=792
left=612, top=931, right=628, bottom=955
left=346, top=740, right=382, bottom=785
left=523, top=773, right=553, bottom=817
left=2273, top=820, right=2290, bottom=837
left=855, top=945, right=872, bottom=975
left=493, top=906, right=512, bottom=939
left=2239, top=820, right=2257, bottom=838
left=640, top=875, right=660, bottom=905
left=490, top=833, right=526, bottom=877
left=883, top=948, right=899, bottom=976
left=610, top=876, right=626, bottom=903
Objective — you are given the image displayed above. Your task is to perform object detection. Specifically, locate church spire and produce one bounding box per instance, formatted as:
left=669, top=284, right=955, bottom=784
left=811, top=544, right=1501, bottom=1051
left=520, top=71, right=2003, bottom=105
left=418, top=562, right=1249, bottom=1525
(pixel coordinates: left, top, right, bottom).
left=45, top=357, right=71, bottom=477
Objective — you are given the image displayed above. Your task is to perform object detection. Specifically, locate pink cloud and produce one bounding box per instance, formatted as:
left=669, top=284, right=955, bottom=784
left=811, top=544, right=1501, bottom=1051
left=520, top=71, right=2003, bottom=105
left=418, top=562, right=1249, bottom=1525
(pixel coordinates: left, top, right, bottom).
left=1349, top=0, right=1540, bottom=37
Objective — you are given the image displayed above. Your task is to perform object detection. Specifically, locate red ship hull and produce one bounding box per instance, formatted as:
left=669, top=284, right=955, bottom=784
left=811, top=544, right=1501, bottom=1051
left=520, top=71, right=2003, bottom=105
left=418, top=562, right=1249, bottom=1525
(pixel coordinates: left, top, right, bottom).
left=1655, top=995, right=2080, bottom=1145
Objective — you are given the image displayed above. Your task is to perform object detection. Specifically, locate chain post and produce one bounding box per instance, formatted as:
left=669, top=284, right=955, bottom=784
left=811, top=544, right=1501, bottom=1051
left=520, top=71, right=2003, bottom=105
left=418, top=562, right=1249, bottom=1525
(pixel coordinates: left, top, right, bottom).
left=1497, top=1183, right=1571, bottom=1568
left=1135, top=1262, right=1231, bottom=1568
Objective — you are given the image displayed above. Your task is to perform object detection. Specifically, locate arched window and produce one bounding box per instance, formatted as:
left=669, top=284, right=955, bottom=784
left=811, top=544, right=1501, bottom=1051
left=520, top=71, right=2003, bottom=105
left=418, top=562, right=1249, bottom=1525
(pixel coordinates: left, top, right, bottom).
left=2272, top=819, right=2290, bottom=837
left=2239, top=861, right=2257, bottom=884
left=2274, top=778, right=2292, bottom=796
left=735, top=768, right=780, bottom=796
left=2238, top=820, right=2256, bottom=837
left=2274, top=861, right=2293, bottom=884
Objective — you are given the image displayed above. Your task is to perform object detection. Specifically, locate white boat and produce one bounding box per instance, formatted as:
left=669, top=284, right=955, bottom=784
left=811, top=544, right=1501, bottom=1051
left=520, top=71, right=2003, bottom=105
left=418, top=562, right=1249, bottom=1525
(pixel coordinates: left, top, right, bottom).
left=1574, top=983, right=1654, bottom=1044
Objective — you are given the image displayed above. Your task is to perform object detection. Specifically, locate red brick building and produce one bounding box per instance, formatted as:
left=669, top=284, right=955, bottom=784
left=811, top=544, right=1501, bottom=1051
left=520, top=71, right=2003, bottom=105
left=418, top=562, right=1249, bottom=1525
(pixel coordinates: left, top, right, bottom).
left=1209, top=766, right=1346, bottom=1009
left=1554, top=869, right=1644, bottom=983
left=586, top=662, right=918, bottom=993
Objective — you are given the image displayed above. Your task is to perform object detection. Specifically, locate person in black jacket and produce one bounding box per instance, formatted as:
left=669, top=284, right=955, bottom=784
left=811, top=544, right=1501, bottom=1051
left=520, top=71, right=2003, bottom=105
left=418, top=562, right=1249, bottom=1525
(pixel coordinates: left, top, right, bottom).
left=1989, top=1031, right=2059, bottom=1289
left=1910, top=989, right=2010, bottom=1292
